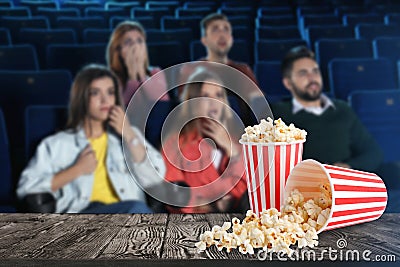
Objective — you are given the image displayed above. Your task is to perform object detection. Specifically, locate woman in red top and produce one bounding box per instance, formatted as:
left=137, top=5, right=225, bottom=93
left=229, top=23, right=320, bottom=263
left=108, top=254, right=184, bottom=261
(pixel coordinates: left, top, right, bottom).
left=162, top=67, right=248, bottom=213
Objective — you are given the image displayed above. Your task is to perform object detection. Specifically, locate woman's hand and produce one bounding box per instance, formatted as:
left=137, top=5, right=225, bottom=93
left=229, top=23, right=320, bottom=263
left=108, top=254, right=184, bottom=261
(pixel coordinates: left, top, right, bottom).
left=201, top=119, right=239, bottom=158
left=74, top=144, right=97, bottom=176
left=109, top=106, right=135, bottom=142
left=109, top=106, right=146, bottom=162
left=51, top=144, right=97, bottom=192
left=124, top=44, right=146, bottom=81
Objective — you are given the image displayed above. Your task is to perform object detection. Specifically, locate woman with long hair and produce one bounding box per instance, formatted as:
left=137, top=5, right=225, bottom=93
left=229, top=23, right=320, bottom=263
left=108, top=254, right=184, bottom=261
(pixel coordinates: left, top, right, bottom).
left=162, top=67, right=248, bottom=213
left=17, top=64, right=165, bottom=213
left=106, top=20, right=169, bottom=107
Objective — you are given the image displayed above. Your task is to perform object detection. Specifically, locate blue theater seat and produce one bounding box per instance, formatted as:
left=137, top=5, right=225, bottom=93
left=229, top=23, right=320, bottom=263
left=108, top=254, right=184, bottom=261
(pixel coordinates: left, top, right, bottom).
left=0, top=70, right=72, bottom=144
left=254, top=61, right=290, bottom=101
left=256, top=26, right=301, bottom=41
left=0, top=7, right=31, bottom=17
left=328, top=58, right=397, bottom=100
left=256, top=15, right=296, bottom=28
left=0, top=1, right=12, bottom=8
left=105, top=1, right=140, bottom=12
left=46, top=43, right=107, bottom=75
left=0, top=44, right=39, bottom=70
left=258, top=6, right=292, bottom=17
left=355, top=24, right=400, bottom=41
left=145, top=1, right=180, bottom=11
left=299, top=14, right=342, bottom=37
left=183, top=1, right=217, bottom=9
left=0, top=28, right=11, bottom=45
left=0, top=16, right=49, bottom=43
left=110, top=16, right=157, bottom=30
left=83, top=28, right=111, bottom=43
left=145, top=100, right=173, bottom=149
left=343, top=14, right=384, bottom=27
left=36, top=7, right=80, bottom=27
left=373, top=37, right=400, bottom=66
left=132, top=7, right=172, bottom=25
left=19, top=28, right=77, bottom=69
left=0, top=108, right=15, bottom=212
left=315, top=39, right=373, bottom=90
left=54, top=17, right=107, bottom=42
left=147, top=41, right=184, bottom=69
left=349, top=90, right=400, bottom=163
left=161, top=16, right=201, bottom=39
left=20, top=0, right=57, bottom=15
left=61, top=1, right=102, bottom=16
left=147, top=28, right=193, bottom=62
left=175, top=7, right=212, bottom=18
left=25, top=105, right=68, bottom=160
left=85, top=7, right=127, bottom=21
left=255, top=39, right=307, bottom=62
left=305, top=25, right=354, bottom=49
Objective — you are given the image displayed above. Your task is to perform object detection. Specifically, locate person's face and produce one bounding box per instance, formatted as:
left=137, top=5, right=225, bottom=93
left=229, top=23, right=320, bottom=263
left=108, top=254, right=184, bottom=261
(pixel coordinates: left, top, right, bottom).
left=194, top=81, right=225, bottom=121
left=87, top=77, right=116, bottom=122
left=284, top=58, right=323, bottom=101
left=120, top=29, right=146, bottom=60
left=201, top=19, right=233, bottom=57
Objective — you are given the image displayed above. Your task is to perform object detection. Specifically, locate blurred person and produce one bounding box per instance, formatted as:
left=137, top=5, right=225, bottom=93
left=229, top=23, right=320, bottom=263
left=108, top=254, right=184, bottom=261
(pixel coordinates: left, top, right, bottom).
left=162, top=67, right=248, bottom=213
left=17, top=64, right=165, bottom=213
left=178, top=13, right=263, bottom=125
left=107, top=21, right=169, bottom=107
left=271, top=46, right=383, bottom=172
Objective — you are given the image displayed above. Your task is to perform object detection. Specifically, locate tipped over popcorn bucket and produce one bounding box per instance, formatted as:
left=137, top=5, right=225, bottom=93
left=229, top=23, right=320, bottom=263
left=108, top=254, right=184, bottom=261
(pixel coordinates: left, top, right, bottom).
left=239, top=140, right=305, bottom=215
left=284, top=159, right=387, bottom=233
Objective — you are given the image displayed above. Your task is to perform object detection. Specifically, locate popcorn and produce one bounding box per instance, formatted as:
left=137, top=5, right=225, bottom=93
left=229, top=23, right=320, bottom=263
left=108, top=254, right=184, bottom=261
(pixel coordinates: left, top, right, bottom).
left=241, top=117, right=307, bottom=143
left=317, top=208, right=331, bottom=227
left=196, top=185, right=332, bottom=256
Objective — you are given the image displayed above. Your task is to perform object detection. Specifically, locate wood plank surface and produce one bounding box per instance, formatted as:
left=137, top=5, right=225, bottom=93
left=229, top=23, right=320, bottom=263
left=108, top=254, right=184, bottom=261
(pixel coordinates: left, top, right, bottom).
left=29, top=214, right=130, bottom=259
left=0, top=214, right=76, bottom=257
left=0, top=213, right=398, bottom=266
left=98, top=214, right=167, bottom=259
left=161, top=214, right=210, bottom=259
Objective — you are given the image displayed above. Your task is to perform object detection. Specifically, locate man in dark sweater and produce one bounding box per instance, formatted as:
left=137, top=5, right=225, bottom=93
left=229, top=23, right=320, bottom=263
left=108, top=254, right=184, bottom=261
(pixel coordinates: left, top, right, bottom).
left=271, top=46, right=383, bottom=172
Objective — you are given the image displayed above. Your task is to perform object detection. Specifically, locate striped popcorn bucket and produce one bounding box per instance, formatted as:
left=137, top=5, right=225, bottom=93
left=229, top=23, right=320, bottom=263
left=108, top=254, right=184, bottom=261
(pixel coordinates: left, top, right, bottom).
left=239, top=140, right=305, bottom=215
left=284, top=159, right=387, bottom=233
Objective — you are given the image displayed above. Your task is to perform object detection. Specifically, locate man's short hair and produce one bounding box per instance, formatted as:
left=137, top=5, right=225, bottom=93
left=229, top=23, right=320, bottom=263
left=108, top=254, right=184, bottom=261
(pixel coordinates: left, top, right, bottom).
left=281, top=46, right=316, bottom=78
left=200, top=13, right=229, bottom=36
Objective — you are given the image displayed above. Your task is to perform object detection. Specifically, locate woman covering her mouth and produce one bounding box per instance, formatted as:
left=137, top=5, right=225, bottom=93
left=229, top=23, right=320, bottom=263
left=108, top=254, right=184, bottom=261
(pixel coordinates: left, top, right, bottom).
left=161, top=67, right=248, bottom=214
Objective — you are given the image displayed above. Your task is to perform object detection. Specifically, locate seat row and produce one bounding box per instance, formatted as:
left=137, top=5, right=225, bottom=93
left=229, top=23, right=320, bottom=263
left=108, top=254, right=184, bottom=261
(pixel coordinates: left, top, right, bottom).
left=2, top=36, right=400, bottom=85
left=2, top=88, right=399, bottom=210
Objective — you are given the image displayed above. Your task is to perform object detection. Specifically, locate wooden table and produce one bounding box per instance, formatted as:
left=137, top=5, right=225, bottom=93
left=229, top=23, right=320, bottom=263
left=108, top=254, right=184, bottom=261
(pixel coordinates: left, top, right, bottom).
left=0, top=213, right=398, bottom=267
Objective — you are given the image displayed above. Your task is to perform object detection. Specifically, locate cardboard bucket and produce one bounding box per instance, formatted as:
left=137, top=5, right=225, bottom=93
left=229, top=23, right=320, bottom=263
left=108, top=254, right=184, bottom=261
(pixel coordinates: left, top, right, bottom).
left=240, top=140, right=305, bottom=215
left=284, top=159, right=388, bottom=233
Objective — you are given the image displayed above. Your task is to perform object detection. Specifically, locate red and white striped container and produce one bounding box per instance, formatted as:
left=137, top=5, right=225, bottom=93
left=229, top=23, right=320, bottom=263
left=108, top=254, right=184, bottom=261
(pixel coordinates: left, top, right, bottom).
left=240, top=140, right=305, bottom=215
left=284, top=159, right=388, bottom=233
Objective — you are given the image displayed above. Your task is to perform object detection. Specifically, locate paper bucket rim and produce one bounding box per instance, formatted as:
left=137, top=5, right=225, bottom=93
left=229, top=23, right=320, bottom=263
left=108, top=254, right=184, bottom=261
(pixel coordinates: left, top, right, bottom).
left=239, top=139, right=306, bottom=146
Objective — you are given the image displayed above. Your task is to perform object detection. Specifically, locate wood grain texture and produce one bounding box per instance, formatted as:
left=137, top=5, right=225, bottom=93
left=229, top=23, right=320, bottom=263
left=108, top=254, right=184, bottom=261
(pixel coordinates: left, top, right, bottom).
left=0, top=214, right=76, bottom=258
left=26, top=214, right=129, bottom=259
left=161, top=214, right=209, bottom=259
left=0, top=213, right=398, bottom=265
left=98, top=215, right=167, bottom=259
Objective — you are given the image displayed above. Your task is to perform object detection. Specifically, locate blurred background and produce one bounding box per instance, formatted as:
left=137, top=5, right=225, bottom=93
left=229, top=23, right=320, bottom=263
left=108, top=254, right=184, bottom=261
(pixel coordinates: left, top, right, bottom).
left=0, top=0, right=399, bottom=212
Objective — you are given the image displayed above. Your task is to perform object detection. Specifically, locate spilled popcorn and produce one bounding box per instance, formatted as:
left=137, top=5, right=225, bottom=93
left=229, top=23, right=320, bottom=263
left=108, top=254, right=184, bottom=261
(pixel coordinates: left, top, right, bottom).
left=196, top=185, right=332, bottom=256
left=241, top=117, right=307, bottom=143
